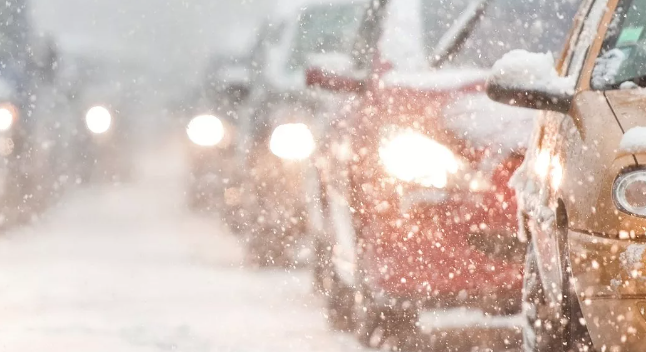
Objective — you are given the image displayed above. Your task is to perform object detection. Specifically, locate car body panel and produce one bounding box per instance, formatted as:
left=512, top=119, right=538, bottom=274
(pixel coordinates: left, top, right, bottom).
left=510, top=0, right=646, bottom=348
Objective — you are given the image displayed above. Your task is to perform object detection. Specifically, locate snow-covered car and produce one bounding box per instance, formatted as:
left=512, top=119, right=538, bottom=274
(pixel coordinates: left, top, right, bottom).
left=485, top=0, right=646, bottom=350
left=305, top=0, right=579, bottom=348
left=237, top=0, right=366, bottom=266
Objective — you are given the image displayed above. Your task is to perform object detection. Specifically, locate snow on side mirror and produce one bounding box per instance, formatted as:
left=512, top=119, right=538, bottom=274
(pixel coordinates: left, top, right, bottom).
left=305, top=53, right=364, bottom=93
left=486, top=50, right=575, bottom=114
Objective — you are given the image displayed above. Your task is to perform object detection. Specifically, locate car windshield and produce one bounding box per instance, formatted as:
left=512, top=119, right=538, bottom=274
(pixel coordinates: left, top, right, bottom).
left=592, top=0, right=646, bottom=89
left=448, top=0, right=579, bottom=68
left=287, top=3, right=365, bottom=70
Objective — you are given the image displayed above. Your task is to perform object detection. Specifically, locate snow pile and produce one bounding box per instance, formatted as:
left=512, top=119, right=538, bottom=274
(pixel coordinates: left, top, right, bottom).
left=613, top=243, right=646, bottom=289
left=591, top=48, right=626, bottom=88
left=620, top=244, right=646, bottom=271
left=489, top=49, right=575, bottom=95
left=444, top=93, right=537, bottom=152
left=382, top=68, right=488, bottom=90
left=306, top=52, right=355, bottom=76
left=507, top=128, right=555, bottom=243
left=379, top=0, right=427, bottom=72
left=619, top=127, right=646, bottom=155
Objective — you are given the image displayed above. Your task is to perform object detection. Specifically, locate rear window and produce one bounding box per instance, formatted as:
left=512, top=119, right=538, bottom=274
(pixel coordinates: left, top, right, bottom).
left=379, top=0, right=468, bottom=72
left=287, top=3, right=366, bottom=70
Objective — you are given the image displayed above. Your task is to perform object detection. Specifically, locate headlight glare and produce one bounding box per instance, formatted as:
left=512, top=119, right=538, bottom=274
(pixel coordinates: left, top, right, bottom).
left=86, top=106, right=112, bottom=134
left=269, top=123, right=315, bottom=160
left=614, top=169, right=646, bottom=217
left=379, top=130, right=458, bottom=188
left=186, top=115, right=225, bottom=147
left=0, top=104, right=16, bottom=131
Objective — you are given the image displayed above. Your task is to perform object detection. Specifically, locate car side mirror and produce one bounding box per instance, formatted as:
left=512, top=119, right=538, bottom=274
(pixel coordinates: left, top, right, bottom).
left=305, top=53, right=364, bottom=93
left=486, top=50, right=575, bottom=114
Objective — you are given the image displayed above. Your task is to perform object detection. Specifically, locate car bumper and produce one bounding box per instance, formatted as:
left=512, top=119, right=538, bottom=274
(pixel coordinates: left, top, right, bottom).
left=569, top=230, right=646, bottom=351
left=364, top=188, right=523, bottom=304
left=188, top=146, right=243, bottom=205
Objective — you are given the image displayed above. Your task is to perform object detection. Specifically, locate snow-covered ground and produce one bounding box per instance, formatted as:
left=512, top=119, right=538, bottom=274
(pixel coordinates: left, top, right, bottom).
left=0, top=140, right=523, bottom=351
left=0, top=143, right=364, bottom=352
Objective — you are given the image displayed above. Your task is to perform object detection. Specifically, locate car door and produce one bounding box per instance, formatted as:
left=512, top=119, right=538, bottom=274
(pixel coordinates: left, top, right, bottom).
left=522, top=0, right=606, bottom=305
left=324, top=0, right=386, bottom=286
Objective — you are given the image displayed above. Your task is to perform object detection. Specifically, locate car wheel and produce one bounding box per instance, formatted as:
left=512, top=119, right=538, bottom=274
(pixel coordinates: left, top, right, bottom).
left=314, top=238, right=355, bottom=331
left=354, top=283, right=424, bottom=351
left=522, top=240, right=593, bottom=352
left=245, top=225, right=291, bottom=268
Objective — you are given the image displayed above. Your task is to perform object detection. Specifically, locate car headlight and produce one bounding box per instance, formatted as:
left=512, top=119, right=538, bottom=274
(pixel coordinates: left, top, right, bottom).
left=269, top=123, right=315, bottom=160
left=614, top=169, right=646, bottom=218
left=0, top=104, right=16, bottom=131
left=379, top=130, right=458, bottom=188
left=186, top=115, right=225, bottom=147
left=86, top=106, right=112, bottom=134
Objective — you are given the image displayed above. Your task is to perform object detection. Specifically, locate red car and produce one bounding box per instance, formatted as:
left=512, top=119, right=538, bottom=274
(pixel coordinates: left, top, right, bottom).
left=307, top=0, right=578, bottom=348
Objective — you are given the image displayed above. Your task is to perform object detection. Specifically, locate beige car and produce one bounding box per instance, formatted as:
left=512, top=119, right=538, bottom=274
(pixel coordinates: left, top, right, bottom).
left=486, top=0, right=646, bottom=350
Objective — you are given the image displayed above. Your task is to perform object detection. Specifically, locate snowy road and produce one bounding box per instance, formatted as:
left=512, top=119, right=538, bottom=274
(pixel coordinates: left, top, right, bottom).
left=0, top=142, right=523, bottom=352
left=0, top=144, right=363, bottom=352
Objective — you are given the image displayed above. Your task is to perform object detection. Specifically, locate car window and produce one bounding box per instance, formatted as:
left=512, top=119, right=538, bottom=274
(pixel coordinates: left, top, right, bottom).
left=591, top=0, right=646, bottom=88
left=447, top=0, right=580, bottom=68
left=287, top=3, right=365, bottom=71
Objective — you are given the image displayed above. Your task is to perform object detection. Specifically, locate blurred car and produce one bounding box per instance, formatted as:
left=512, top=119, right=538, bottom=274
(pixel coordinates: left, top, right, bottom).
left=184, top=54, right=251, bottom=227
left=238, top=0, right=366, bottom=266
left=305, top=0, right=579, bottom=347
left=59, top=54, right=136, bottom=184
left=0, top=6, right=75, bottom=224
left=486, top=0, right=646, bottom=350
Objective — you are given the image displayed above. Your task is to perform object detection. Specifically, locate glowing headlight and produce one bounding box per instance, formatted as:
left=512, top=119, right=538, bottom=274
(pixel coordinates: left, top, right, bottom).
left=186, top=115, right=225, bottom=147
left=534, top=150, right=563, bottom=190
left=85, top=106, right=112, bottom=134
left=379, top=130, right=458, bottom=188
left=0, top=104, right=16, bottom=131
left=269, top=123, right=315, bottom=160
left=614, top=169, right=646, bottom=218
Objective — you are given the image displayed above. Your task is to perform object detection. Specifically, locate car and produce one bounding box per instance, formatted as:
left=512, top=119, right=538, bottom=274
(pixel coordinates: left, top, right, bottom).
left=183, top=54, right=251, bottom=221
left=0, top=8, right=74, bottom=224
left=305, top=0, right=579, bottom=348
left=60, top=53, right=141, bottom=185
left=486, top=0, right=646, bottom=350
left=237, top=0, right=367, bottom=266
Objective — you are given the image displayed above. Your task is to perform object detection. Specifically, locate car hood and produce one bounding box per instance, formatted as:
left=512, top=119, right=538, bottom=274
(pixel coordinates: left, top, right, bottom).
left=604, top=89, right=646, bottom=132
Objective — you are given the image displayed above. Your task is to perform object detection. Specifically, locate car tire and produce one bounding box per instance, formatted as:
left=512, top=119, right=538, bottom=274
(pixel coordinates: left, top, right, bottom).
left=354, top=283, right=424, bottom=351
left=314, top=239, right=355, bottom=331
left=522, top=240, right=593, bottom=352
left=245, top=225, right=291, bottom=268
